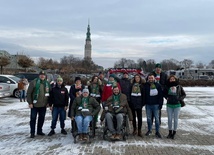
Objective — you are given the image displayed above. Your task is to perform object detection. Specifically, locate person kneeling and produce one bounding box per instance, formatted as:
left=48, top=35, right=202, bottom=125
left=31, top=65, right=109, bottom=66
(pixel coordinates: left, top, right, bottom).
left=101, top=86, right=132, bottom=140
left=71, top=88, right=101, bottom=141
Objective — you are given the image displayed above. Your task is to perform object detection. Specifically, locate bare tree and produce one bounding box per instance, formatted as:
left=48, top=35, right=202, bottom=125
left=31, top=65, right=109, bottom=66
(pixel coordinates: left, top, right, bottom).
left=0, top=56, right=10, bottom=74
left=196, top=62, right=205, bottom=69
left=18, top=55, right=34, bottom=72
left=181, top=59, right=194, bottom=69
left=209, top=60, right=214, bottom=69
left=160, top=59, right=180, bottom=70
left=146, top=59, right=156, bottom=72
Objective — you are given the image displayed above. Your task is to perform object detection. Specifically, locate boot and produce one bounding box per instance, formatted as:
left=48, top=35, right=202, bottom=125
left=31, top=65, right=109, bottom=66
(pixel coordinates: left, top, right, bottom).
left=78, top=133, right=83, bottom=141
left=20, top=99, right=22, bottom=102
left=138, top=129, right=143, bottom=137
left=171, top=130, right=176, bottom=139
left=132, top=128, right=137, bottom=136
left=167, top=130, right=172, bottom=139
left=23, top=98, right=26, bottom=102
left=48, top=129, right=55, bottom=136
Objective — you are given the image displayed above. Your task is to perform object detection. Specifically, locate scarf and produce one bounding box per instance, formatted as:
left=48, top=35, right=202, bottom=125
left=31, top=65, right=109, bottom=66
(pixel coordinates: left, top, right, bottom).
left=91, top=83, right=100, bottom=95
left=33, top=78, right=50, bottom=103
left=81, top=97, right=89, bottom=109
left=112, top=94, right=120, bottom=107
left=107, top=80, right=117, bottom=88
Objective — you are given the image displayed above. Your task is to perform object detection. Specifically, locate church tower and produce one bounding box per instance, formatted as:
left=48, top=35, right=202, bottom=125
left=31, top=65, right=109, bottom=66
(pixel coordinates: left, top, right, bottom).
left=84, top=21, right=92, bottom=60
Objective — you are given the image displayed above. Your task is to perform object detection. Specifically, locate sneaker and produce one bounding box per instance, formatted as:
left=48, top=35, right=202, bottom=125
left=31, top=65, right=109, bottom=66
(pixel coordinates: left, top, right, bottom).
left=61, top=129, right=67, bottom=135
left=114, top=134, right=121, bottom=140
left=110, top=134, right=116, bottom=140
left=48, top=130, right=55, bottom=136
left=145, top=131, right=152, bottom=136
left=30, top=134, right=35, bottom=138
left=37, top=132, right=45, bottom=136
left=155, top=132, right=162, bottom=138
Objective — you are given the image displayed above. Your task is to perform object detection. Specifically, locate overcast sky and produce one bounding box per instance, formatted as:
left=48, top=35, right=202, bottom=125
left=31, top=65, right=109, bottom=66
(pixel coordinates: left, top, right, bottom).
left=0, top=0, right=214, bottom=68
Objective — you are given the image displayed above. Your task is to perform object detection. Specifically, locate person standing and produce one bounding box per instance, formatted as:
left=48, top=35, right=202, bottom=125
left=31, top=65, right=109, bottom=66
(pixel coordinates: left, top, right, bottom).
left=144, top=74, right=163, bottom=138
left=101, top=74, right=121, bottom=105
left=48, top=76, right=69, bottom=136
left=151, top=63, right=168, bottom=125
left=88, top=75, right=102, bottom=127
left=18, top=76, right=28, bottom=102
left=164, top=75, right=186, bottom=139
left=119, top=72, right=131, bottom=105
left=129, top=74, right=145, bottom=137
left=27, top=71, right=51, bottom=138
left=71, top=88, right=101, bottom=141
left=68, top=77, right=85, bottom=132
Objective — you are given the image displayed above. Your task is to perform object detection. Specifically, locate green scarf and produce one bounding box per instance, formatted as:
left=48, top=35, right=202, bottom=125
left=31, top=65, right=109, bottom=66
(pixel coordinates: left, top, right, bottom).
left=33, top=78, right=50, bottom=103
left=132, top=83, right=141, bottom=94
left=107, top=80, right=117, bottom=87
left=81, top=97, right=89, bottom=109
left=150, top=83, right=156, bottom=89
left=113, top=94, right=120, bottom=106
left=91, top=83, right=100, bottom=95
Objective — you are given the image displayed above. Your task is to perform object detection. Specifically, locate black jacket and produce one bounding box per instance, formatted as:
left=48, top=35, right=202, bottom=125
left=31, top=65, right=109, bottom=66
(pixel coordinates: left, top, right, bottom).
left=119, top=78, right=132, bottom=102
left=152, top=71, right=168, bottom=90
left=49, top=83, right=69, bottom=107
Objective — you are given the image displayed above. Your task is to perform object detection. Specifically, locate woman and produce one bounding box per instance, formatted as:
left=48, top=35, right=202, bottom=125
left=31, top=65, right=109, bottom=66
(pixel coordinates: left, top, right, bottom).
left=129, top=74, right=145, bottom=137
left=164, top=75, right=186, bottom=139
left=68, top=77, right=85, bottom=132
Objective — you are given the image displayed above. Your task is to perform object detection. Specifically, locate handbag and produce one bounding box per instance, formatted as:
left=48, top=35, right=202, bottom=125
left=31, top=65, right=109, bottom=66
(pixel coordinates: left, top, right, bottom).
left=180, top=100, right=185, bottom=107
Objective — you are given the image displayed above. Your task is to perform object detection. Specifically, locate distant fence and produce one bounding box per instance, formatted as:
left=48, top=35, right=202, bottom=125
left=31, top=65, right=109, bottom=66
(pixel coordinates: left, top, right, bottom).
left=180, top=80, right=214, bottom=87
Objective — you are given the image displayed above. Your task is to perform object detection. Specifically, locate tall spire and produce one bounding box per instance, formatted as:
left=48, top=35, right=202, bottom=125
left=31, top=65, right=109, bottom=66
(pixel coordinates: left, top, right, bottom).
left=86, top=19, right=91, bottom=41
left=84, top=19, right=92, bottom=60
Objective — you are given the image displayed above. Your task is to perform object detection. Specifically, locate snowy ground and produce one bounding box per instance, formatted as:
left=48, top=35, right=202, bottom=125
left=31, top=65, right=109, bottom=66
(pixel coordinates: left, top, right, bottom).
left=0, top=87, right=214, bottom=155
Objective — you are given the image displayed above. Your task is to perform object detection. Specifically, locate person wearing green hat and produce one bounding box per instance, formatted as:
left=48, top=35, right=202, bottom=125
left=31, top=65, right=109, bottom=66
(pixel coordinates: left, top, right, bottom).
left=151, top=63, right=168, bottom=125
left=48, top=76, right=69, bottom=136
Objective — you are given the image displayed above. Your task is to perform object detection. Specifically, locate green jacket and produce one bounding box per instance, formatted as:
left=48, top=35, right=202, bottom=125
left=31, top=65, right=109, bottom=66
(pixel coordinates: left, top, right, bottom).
left=71, top=96, right=101, bottom=117
left=100, top=93, right=133, bottom=121
left=27, top=78, right=50, bottom=107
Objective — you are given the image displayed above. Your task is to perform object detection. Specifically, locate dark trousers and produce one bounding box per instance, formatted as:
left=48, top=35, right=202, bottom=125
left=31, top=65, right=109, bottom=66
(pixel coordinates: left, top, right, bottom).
left=152, top=110, right=161, bottom=125
left=51, top=107, right=66, bottom=129
left=131, top=108, right=142, bottom=130
left=30, top=106, right=46, bottom=134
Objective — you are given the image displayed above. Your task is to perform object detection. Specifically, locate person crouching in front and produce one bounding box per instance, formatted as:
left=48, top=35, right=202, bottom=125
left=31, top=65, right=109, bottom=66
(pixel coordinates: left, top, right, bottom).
left=71, top=88, right=101, bottom=141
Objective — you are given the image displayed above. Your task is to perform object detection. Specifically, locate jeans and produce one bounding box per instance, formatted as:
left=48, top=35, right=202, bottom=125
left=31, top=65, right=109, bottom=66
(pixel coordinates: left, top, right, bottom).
left=30, top=107, right=46, bottom=134
left=131, top=108, right=142, bottom=130
left=167, top=106, right=181, bottom=131
left=105, top=112, right=124, bottom=134
left=51, top=107, right=66, bottom=129
left=146, top=105, right=160, bottom=132
left=20, top=90, right=26, bottom=100
left=75, top=115, right=92, bottom=133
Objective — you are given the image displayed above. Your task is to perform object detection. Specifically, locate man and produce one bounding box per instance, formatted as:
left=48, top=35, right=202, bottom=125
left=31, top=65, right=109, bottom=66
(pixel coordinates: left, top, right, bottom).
left=48, top=76, right=69, bottom=136
left=71, top=88, right=101, bottom=141
left=100, top=86, right=133, bottom=140
left=151, top=63, right=168, bottom=125
left=27, top=71, right=51, bottom=138
left=144, top=74, right=163, bottom=138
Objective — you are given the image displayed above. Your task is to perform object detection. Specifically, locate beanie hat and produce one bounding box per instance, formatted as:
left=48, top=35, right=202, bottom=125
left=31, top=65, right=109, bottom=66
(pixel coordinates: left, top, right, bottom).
left=57, top=77, right=63, bottom=82
left=109, top=74, right=115, bottom=78
left=155, top=63, right=162, bottom=68
left=82, top=88, right=89, bottom=93
left=123, top=71, right=128, bottom=75
left=75, top=77, right=81, bottom=82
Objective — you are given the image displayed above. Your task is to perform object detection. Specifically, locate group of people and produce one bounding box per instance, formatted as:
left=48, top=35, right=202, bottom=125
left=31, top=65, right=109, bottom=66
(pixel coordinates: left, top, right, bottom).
left=26, top=63, right=186, bottom=141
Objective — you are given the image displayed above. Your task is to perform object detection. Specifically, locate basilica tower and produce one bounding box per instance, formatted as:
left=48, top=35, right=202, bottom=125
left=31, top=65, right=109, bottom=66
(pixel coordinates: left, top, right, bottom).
left=84, top=22, right=92, bottom=60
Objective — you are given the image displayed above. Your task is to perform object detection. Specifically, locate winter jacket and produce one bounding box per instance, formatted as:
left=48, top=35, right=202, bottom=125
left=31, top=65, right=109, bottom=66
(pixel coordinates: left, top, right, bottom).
left=143, top=82, right=163, bottom=106
left=27, top=78, right=50, bottom=108
left=119, top=78, right=132, bottom=102
left=71, top=96, right=101, bottom=118
left=129, top=81, right=145, bottom=109
left=49, top=83, right=69, bottom=107
left=100, top=93, right=133, bottom=121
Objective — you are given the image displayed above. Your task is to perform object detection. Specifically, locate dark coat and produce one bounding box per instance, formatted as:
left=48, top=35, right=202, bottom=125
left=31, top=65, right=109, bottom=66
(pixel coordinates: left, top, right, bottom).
left=119, top=78, right=132, bottom=102
left=129, top=83, right=145, bottom=109
left=144, top=82, right=163, bottom=106
left=49, top=83, right=69, bottom=107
